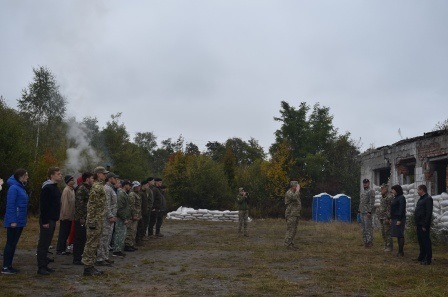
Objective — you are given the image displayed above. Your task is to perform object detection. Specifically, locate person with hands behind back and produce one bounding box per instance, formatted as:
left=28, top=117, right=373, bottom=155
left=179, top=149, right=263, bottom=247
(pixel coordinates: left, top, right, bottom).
left=2, top=169, right=29, bottom=274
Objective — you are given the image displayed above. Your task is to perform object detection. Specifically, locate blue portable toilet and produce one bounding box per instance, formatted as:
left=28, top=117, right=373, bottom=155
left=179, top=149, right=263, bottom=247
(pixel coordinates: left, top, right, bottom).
left=333, top=194, right=351, bottom=223
left=312, top=193, right=333, bottom=222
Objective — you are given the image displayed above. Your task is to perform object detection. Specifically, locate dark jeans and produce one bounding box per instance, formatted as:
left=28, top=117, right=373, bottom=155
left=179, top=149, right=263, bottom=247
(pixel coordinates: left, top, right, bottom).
left=36, top=220, right=56, bottom=269
left=148, top=210, right=164, bottom=235
left=417, top=225, right=432, bottom=263
left=3, top=227, right=24, bottom=268
left=56, top=220, right=72, bottom=253
left=73, top=220, right=86, bottom=262
left=137, top=215, right=149, bottom=242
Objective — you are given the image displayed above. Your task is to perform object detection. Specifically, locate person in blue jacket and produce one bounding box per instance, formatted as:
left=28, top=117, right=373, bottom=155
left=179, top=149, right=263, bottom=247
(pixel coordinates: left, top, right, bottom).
left=2, top=168, right=29, bottom=275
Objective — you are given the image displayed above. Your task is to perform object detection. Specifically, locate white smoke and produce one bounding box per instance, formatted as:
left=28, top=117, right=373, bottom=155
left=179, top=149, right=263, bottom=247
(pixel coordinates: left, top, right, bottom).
left=64, top=119, right=100, bottom=176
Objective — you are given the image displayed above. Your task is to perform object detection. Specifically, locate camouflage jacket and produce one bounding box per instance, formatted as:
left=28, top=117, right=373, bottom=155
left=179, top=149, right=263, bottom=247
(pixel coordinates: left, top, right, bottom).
left=129, top=191, right=142, bottom=220
left=285, top=189, right=301, bottom=218
left=74, top=183, right=91, bottom=221
left=116, top=188, right=131, bottom=220
left=236, top=194, right=249, bottom=211
left=358, top=188, right=375, bottom=214
left=86, top=180, right=106, bottom=229
left=377, top=192, right=393, bottom=220
left=104, top=182, right=118, bottom=219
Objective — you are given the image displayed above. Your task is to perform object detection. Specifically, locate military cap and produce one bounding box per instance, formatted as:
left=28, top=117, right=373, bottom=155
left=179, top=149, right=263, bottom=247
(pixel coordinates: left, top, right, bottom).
left=106, top=172, right=118, bottom=179
left=94, top=166, right=109, bottom=174
left=239, top=187, right=244, bottom=192
left=146, top=177, right=154, bottom=182
left=290, top=181, right=299, bottom=187
left=362, top=178, right=370, bottom=183
left=154, top=177, right=162, bottom=182
left=141, top=179, right=149, bottom=185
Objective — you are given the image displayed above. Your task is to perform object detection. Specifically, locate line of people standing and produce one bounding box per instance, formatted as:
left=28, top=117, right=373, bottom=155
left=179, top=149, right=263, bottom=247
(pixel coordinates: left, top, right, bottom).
left=359, top=179, right=434, bottom=265
left=1, top=166, right=167, bottom=276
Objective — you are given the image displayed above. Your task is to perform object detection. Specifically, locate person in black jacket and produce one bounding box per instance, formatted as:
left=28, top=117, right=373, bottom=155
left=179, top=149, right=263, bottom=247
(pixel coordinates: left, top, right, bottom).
left=148, top=178, right=166, bottom=237
left=36, top=167, right=62, bottom=275
left=415, top=184, right=433, bottom=265
left=390, top=185, right=406, bottom=257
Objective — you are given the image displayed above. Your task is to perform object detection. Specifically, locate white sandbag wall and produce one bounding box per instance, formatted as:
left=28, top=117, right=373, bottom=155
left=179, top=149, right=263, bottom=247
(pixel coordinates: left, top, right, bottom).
left=374, top=183, right=448, bottom=232
left=432, top=192, right=448, bottom=231
left=373, top=183, right=418, bottom=217
left=166, top=206, right=246, bottom=222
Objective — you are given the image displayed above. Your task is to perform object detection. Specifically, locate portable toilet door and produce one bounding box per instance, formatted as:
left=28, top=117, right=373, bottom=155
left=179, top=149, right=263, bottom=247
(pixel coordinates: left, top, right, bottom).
left=312, top=193, right=333, bottom=222
left=333, top=194, right=351, bottom=223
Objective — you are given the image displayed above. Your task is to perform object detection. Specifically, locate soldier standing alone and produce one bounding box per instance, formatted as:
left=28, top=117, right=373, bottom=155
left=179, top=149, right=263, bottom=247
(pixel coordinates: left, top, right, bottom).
left=284, top=181, right=301, bottom=249
left=82, top=166, right=108, bottom=276
left=236, top=188, right=249, bottom=237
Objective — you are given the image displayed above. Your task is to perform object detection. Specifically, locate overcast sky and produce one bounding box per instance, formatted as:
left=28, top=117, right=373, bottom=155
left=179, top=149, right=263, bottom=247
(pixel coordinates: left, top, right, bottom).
left=1, top=1, right=447, bottom=153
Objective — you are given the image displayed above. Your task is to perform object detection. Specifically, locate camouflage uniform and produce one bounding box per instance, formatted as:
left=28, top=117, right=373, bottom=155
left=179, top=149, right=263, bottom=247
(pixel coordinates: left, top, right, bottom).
left=73, top=183, right=91, bottom=263
left=284, top=189, right=301, bottom=247
left=125, top=191, right=141, bottom=248
left=236, top=192, right=249, bottom=235
left=82, top=180, right=106, bottom=267
left=377, top=191, right=393, bottom=250
left=137, top=189, right=150, bottom=244
left=113, top=188, right=131, bottom=252
left=358, top=187, right=375, bottom=246
left=96, top=182, right=117, bottom=262
left=146, top=186, right=154, bottom=235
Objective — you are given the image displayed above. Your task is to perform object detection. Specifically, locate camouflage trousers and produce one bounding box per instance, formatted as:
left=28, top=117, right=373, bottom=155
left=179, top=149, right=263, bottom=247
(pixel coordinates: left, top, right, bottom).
left=238, top=210, right=249, bottom=235
left=380, top=219, right=393, bottom=249
left=284, top=216, right=299, bottom=246
left=82, top=223, right=104, bottom=267
left=361, top=213, right=373, bottom=245
left=125, top=220, right=138, bottom=247
left=113, top=219, right=127, bottom=252
left=96, top=220, right=114, bottom=261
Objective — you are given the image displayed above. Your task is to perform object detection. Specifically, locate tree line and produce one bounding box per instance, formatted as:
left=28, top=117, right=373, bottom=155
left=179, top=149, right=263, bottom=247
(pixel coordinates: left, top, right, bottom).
left=0, top=66, right=361, bottom=218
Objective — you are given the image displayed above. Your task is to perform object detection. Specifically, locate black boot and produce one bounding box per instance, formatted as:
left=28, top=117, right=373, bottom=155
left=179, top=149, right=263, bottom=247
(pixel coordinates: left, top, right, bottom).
left=83, top=266, right=102, bottom=276
left=397, top=238, right=404, bottom=257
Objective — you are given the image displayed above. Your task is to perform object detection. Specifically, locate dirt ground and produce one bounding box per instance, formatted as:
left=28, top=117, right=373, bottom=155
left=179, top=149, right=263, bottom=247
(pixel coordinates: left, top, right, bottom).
left=1, top=219, right=307, bottom=297
left=2, top=218, right=448, bottom=297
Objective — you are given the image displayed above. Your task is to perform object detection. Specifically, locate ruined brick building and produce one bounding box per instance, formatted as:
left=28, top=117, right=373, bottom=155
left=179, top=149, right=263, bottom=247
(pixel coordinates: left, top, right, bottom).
left=360, top=129, right=448, bottom=195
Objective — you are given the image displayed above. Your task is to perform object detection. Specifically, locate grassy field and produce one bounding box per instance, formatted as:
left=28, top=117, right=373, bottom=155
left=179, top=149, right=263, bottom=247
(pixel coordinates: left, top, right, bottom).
left=0, top=217, right=448, bottom=296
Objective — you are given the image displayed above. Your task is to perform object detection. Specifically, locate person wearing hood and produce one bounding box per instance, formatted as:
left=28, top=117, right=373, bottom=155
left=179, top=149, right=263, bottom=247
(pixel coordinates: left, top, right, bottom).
left=56, top=175, right=76, bottom=255
left=2, top=169, right=29, bottom=274
left=36, top=166, right=63, bottom=275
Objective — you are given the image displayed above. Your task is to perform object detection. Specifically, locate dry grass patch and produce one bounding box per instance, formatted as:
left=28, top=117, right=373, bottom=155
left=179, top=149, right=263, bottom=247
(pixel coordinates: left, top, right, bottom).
left=2, top=217, right=448, bottom=296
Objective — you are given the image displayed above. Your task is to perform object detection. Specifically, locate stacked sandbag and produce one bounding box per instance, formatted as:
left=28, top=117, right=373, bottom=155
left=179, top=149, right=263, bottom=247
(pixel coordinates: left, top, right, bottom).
left=404, top=183, right=417, bottom=216
left=370, top=185, right=380, bottom=228
left=166, top=206, right=246, bottom=222
left=433, top=192, right=448, bottom=231
left=373, top=184, right=382, bottom=209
